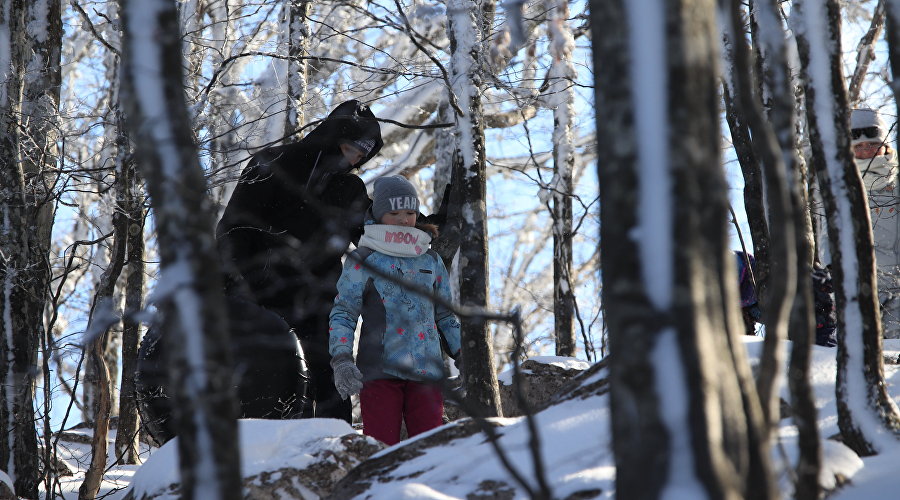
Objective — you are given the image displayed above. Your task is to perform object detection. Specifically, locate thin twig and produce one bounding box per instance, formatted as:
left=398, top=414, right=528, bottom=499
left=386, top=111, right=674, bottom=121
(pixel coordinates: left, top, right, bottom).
left=392, top=0, right=464, bottom=117
left=69, top=1, right=120, bottom=55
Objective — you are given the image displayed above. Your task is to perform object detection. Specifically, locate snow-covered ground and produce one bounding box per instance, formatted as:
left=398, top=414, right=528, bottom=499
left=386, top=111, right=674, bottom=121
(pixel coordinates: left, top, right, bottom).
left=39, top=338, right=900, bottom=499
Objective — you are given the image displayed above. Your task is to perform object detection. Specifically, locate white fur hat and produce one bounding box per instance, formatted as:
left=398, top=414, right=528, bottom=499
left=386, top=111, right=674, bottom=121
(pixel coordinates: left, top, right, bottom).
left=850, top=108, right=890, bottom=146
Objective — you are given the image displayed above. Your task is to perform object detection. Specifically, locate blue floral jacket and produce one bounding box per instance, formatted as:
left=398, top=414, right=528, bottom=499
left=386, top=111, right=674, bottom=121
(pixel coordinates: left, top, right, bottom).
left=328, top=247, right=461, bottom=382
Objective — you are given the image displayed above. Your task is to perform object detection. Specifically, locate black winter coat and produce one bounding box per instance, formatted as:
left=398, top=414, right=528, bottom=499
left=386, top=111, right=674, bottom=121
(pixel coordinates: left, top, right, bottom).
left=216, top=100, right=384, bottom=322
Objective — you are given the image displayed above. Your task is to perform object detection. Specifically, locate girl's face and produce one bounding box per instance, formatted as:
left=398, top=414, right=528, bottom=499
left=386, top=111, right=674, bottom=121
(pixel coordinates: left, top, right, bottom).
left=381, top=210, right=417, bottom=227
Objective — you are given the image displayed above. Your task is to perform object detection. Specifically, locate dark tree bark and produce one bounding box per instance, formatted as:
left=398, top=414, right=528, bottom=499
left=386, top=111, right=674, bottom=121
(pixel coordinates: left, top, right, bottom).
left=794, top=0, right=900, bottom=457
left=750, top=0, right=822, bottom=496
left=723, top=86, right=771, bottom=293
left=848, top=0, right=886, bottom=105
left=447, top=0, right=502, bottom=418
left=118, top=0, right=241, bottom=497
left=722, top=0, right=797, bottom=433
left=26, top=0, right=64, bottom=486
left=1, top=0, right=61, bottom=495
left=431, top=102, right=464, bottom=269
left=591, top=0, right=776, bottom=498
left=115, top=153, right=145, bottom=465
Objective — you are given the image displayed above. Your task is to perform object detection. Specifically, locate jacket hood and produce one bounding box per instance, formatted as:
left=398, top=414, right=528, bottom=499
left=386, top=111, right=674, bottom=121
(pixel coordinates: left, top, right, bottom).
left=301, top=100, right=384, bottom=168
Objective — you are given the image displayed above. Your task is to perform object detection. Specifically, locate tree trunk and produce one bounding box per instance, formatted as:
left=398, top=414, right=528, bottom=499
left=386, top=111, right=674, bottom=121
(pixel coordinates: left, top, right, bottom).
left=722, top=0, right=797, bottom=433
left=591, top=0, right=776, bottom=497
left=722, top=74, right=770, bottom=302
left=115, top=153, right=145, bottom=465
left=284, top=0, right=312, bottom=138
left=431, top=101, right=463, bottom=270
left=447, top=0, right=502, bottom=418
left=1, top=0, right=59, bottom=495
left=751, top=0, right=823, bottom=496
left=118, top=0, right=241, bottom=496
left=78, top=208, right=127, bottom=500
left=794, top=0, right=900, bottom=457
left=848, top=0, right=886, bottom=105
left=549, top=0, right=577, bottom=358
left=25, top=0, right=64, bottom=487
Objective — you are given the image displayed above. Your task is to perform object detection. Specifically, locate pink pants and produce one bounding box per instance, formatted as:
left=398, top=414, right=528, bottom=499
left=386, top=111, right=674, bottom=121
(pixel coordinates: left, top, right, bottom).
left=359, top=379, right=444, bottom=446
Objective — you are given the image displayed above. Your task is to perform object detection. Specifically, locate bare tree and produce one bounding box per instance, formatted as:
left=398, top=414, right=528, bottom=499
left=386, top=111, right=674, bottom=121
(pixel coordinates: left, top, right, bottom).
left=720, top=0, right=797, bottom=433
left=547, top=0, right=577, bottom=357
left=793, top=0, right=900, bottom=457
left=591, top=0, right=776, bottom=497
left=748, top=0, right=823, bottom=496
left=115, top=153, right=145, bottom=465
left=1, top=0, right=62, bottom=495
left=118, top=0, right=241, bottom=497
left=848, top=0, right=886, bottom=105
left=447, top=0, right=502, bottom=417
left=53, top=1, right=601, bottom=403
left=0, top=0, right=33, bottom=492
left=78, top=185, right=126, bottom=500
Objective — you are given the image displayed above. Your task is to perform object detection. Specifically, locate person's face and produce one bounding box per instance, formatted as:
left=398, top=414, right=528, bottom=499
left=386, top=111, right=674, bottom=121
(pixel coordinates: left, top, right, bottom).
left=339, top=142, right=366, bottom=167
left=854, top=141, right=889, bottom=160
left=381, top=210, right=417, bottom=227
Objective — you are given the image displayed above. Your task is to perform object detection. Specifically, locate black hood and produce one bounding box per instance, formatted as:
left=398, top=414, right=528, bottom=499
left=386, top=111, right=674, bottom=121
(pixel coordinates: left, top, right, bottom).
left=300, top=100, right=384, bottom=167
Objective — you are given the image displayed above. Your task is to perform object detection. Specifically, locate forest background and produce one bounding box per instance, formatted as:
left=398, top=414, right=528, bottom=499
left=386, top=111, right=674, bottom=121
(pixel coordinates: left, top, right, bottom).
left=4, top=0, right=900, bottom=498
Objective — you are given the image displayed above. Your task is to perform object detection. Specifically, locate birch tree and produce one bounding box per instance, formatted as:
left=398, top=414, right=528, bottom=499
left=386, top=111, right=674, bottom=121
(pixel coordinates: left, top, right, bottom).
left=282, top=0, right=312, bottom=137
left=447, top=0, right=502, bottom=417
left=793, top=0, right=900, bottom=457
left=118, top=0, right=241, bottom=497
left=1, top=0, right=62, bottom=494
left=591, top=0, right=776, bottom=497
left=0, top=0, right=33, bottom=492
left=547, top=0, right=577, bottom=357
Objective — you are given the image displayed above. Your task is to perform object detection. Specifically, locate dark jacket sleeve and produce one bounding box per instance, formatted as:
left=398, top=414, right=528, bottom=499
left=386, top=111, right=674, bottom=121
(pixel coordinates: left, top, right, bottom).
left=217, top=155, right=284, bottom=236
left=277, top=172, right=371, bottom=247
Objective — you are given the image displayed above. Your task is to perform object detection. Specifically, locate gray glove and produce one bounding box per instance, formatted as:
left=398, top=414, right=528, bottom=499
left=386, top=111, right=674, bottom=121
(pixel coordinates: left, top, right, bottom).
left=331, top=353, right=363, bottom=400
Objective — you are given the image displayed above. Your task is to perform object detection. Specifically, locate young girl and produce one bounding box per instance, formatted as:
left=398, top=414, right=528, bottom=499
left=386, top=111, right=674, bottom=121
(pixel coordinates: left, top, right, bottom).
left=328, top=175, right=461, bottom=445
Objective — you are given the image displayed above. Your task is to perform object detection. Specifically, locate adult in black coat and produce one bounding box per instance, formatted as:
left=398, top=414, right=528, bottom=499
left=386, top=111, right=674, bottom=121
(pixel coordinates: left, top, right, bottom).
left=216, top=100, right=383, bottom=422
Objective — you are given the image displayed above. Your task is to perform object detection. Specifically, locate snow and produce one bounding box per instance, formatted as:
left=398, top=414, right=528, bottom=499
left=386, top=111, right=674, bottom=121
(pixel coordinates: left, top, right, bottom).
left=131, top=419, right=356, bottom=498
left=829, top=445, right=900, bottom=499
left=627, top=0, right=671, bottom=309
left=43, top=343, right=900, bottom=499
left=0, top=469, right=11, bottom=492
left=447, top=0, right=479, bottom=183
left=654, top=329, right=706, bottom=499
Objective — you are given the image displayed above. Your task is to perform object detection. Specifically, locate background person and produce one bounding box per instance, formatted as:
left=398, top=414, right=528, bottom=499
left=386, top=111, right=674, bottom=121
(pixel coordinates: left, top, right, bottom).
left=851, top=107, right=900, bottom=338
